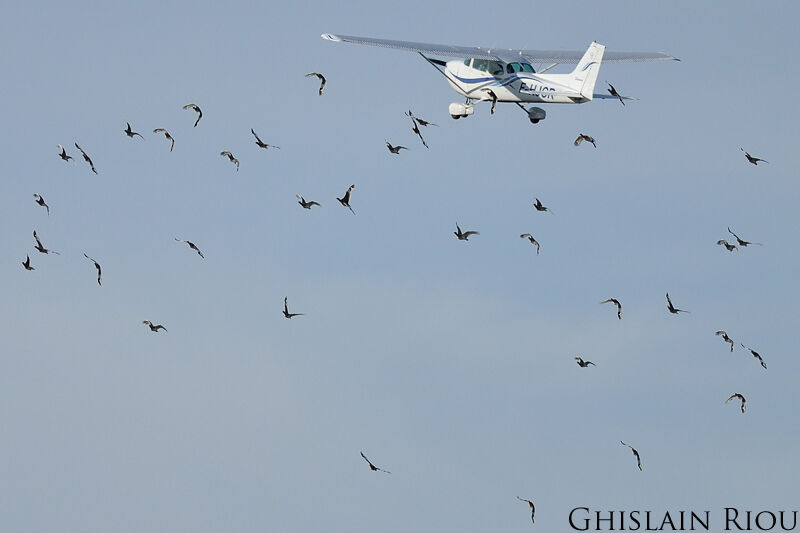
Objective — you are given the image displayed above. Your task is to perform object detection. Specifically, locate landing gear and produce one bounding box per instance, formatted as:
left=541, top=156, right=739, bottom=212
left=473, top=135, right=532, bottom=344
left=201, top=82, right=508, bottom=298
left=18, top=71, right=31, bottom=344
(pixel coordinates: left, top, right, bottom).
left=448, top=101, right=474, bottom=119
left=514, top=103, right=547, bottom=124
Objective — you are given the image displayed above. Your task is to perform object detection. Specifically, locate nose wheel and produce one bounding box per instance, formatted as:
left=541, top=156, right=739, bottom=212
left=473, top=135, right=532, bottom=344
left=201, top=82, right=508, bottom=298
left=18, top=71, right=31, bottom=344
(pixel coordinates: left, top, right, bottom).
left=449, top=102, right=474, bottom=119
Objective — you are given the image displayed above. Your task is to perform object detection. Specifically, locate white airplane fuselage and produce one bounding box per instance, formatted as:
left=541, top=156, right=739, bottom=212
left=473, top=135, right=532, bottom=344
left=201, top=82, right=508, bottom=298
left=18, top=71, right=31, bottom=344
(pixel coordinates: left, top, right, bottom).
left=444, top=59, right=590, bottom=104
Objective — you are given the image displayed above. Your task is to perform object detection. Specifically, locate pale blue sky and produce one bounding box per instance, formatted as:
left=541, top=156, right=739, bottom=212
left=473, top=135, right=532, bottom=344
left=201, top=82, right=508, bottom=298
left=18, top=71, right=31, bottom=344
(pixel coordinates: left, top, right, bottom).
left=1, top=1, right=798, bottom=531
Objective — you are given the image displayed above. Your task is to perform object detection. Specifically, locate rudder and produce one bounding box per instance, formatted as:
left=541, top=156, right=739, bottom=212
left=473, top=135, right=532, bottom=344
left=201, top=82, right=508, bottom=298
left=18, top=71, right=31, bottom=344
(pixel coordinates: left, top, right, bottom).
left=572, top=42, right=605, bottom=100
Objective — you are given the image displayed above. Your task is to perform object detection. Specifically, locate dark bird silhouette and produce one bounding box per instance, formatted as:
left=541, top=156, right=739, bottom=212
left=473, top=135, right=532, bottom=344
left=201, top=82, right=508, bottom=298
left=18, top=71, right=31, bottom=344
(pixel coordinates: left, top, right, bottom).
left=410, top=117, right=429, bottom=149
left=715, top=330, right=735, bottom=352
left=153, top=128, right=175, bottom=151
left=33, top=193, right=49, bottom=216
left=175, top=237, right=204, bottom=258
left=337, top=184, right=355, bottom=214
left=296, top=194, right=320, bottom=209
left=305, top=72, right=326, bottom=95
left=484, top=89, right=498, bottom=114
left=57, top=144, right=73, bottom=161
left=741, top=344, right=767, bottom=369
left=606, top=81, right=625, bottom=106
left=360, top=451, right=391, bottom=474
left=455, top=223, right=479, bottom=241
left=532, top=197, right=554, bottom=215
left=517, top=497, right=536, bottom=523
left=601, top=298, right=622, bottom=319
left=74, top=143, right=97, bottom=174
left=220, top=151, right=239, bottom=171
left=22, top=255, right=34, bottom=271
left=405, top=110, right=437, bottom=127
left=385, top=141, right=408, bottom=154
left=283, top=297, right=305, bottom=319
left=574, top=133, right=596, bottom=148
left=183, top=103, right=202, bottom=127
left=124, top=122, right=144, bottom=139
left=727, top=227, right=762, bottom=247
left=33, top=230, right=59, bottom=255
left=574, top=356, right=596, bottom=367
left=519, top=233, right=540, bottom=253
left=666, top=292, right=689, bottom=314
left=83, top=253, right=102, bottom=286
left=716, top=239, right=737, bottom=252
left=620, top=441, right=642, bottom=471
left=142, top=320, right=167, bottom=332
left=726, top=393, right=746, bottom=413
left=251, top=128, right=280, bottom=150
left=740, top=148, right=767, bottom=165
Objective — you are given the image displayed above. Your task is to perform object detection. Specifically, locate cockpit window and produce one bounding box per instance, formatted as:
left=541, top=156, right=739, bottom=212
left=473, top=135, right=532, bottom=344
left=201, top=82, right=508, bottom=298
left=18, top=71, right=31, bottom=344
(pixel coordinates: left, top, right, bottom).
left=487, top=61, right=505, bottom=75
left=521, top=62, right=535, bottom=73
left=471, top=59, right=488, bottom=72
left=464, top=58, right=471, bottom=67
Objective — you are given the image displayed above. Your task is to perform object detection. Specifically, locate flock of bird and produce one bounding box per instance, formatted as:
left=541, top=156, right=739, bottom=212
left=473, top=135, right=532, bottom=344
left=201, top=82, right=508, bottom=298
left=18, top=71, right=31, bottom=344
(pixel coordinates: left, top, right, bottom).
left=23, top=67, right=774, bottom=528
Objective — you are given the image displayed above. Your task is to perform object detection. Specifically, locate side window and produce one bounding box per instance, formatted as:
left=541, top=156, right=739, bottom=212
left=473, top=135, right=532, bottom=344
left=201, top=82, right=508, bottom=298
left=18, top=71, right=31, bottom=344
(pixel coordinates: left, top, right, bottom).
left=507, top=62, right=522, bottom=73
left=464, top=58, right=472, bottom=67
left=521, top=63, right=535, bottom=73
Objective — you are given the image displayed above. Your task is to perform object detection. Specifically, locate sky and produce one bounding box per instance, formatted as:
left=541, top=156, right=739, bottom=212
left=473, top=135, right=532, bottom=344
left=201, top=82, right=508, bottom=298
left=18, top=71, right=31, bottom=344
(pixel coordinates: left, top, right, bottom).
left=2, top=1, right=798, bottom=531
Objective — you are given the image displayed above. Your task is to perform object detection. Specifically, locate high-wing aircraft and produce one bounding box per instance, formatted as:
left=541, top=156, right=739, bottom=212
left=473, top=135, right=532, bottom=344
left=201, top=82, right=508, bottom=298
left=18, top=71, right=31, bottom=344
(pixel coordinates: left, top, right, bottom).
left=322, top=34, right=677, bottom=124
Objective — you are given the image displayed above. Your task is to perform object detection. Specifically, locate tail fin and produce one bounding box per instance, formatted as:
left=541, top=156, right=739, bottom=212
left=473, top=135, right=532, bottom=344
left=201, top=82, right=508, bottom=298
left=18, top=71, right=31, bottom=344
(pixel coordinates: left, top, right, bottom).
left=571, top=42, right=605, bottom=100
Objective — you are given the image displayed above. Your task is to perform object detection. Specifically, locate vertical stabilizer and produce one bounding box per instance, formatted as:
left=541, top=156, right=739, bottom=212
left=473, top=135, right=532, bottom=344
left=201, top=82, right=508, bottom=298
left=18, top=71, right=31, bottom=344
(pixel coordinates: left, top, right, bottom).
left=572, top=42, right=605, bottom=100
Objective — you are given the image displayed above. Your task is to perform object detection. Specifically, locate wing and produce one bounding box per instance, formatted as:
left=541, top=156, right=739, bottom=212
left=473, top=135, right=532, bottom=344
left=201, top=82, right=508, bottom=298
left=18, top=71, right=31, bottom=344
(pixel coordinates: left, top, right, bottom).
left=322, top=33, right=678, bottom=63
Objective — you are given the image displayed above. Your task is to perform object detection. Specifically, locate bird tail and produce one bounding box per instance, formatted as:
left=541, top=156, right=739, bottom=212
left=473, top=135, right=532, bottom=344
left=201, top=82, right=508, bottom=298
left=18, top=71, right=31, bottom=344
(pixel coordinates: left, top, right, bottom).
left=570, top=42, right=605, bottom=100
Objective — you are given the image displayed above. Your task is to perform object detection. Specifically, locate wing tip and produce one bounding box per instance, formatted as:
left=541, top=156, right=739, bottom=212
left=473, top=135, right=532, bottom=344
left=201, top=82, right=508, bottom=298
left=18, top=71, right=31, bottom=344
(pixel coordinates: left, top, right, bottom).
left=321, top=33, right=341, bottom=42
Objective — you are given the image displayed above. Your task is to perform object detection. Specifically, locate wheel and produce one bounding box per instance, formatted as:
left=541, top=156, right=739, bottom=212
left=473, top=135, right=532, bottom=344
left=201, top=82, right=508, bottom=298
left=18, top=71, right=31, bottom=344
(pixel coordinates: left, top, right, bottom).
left=451, top=114, right=461, bottom=120
left=529, top=118, right=540, bottom=124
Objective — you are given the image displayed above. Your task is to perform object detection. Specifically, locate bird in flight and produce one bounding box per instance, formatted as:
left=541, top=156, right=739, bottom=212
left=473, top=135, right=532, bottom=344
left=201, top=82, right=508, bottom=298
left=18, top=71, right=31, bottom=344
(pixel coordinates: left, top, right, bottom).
left=726, top=393, right=746, bottom=413
left=183, top=103, right=202, bottom=127
left=620, top=441, right=642, bottom=471
left=283, top=297, right=305, bottom=319
left=740, top=344, right=767, bottom=369
left=22, top=255, right=34, bottom=271
left=455, top=223, right=479, bottom=241
left=601, top=298, right=622, bottom=320
left=142, top=320, right=168, bottom=332
left=519, top=233, right=540, bottom=254
left=337, top=184, right=355, bottom=214
left=385, top=141, right=408, bottom=154
left=727, top=227, right=762, bottom=247
left=517, top=497, right=536, bottom=523
left=484, top=89, right=498, bottom=114
left=533, top=197, right=554, bottom=215
left=296, top=194, right=320, bottom=209
left=360, top=451, right=391, bottom=474
left=33, top=230, right=59, bottom=255
left=574, top=133, right=596, bottom=148
left=574, top=356, right=596, bottom=367
left=33, top=193, right=50, bottom=216
left=57, top=144, right=73, bottom=161
left=153, top=128, right=175, bottom=151
left=606, top=81, right=625, bottom=106
left=716, top=239, right=737, bottom=252
left=305, top=72, right=326, bottom=95
left=83, top=253, right=102, bottom=285
left=410, top=117, right=429, bottom=149
left=220, top=151, right=239, bottom=171
left=740, top=148, right=767, bottom=165
left=715, top=330, right=735, bottom=352
left=666, top=292, right=689, bottom=314
left=175, top=238, right=204, bottom=258
left=405, top=110, right=437, bottom=127
left=124, top=122, right=144, bottom=139
left=251, top=128, right=280, bottom=150
left=74, top=143, right=97, bottom=174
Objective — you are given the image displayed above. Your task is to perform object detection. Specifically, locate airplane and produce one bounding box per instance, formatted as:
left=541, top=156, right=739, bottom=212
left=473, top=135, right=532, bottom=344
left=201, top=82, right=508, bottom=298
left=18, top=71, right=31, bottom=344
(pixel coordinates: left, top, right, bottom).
left=322, top=33, right=678, bottom=124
